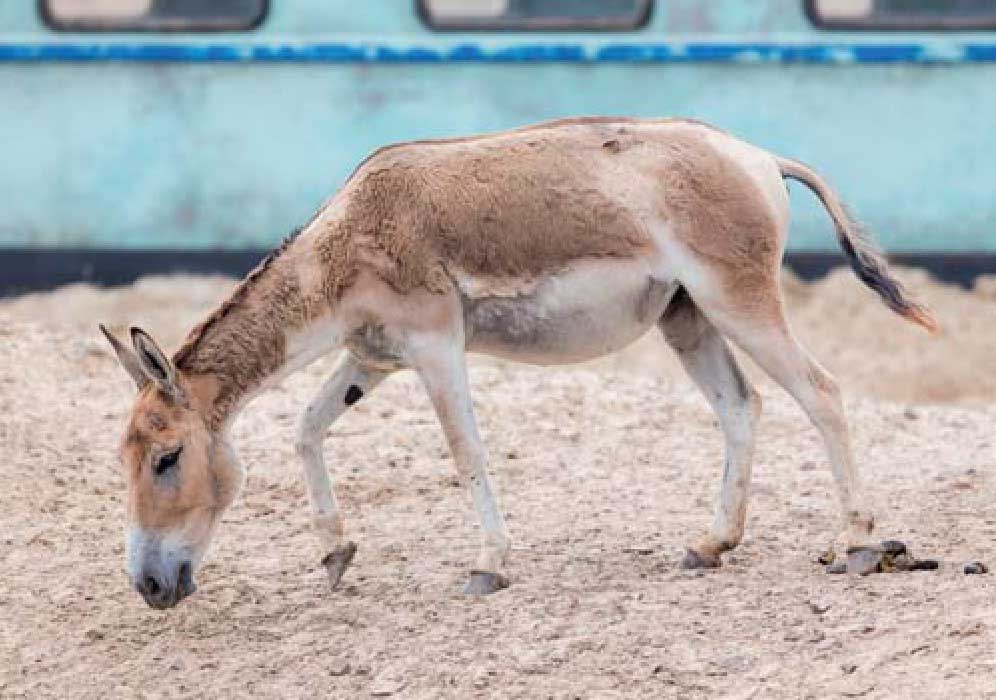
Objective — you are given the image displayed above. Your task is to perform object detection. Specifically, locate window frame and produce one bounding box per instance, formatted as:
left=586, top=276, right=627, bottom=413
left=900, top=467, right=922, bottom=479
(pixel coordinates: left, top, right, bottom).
left=805, top=0, right=996, bottom=31
left=417, top=0, right=654, bottom=32
left=38, top=0, right=270, bottom=33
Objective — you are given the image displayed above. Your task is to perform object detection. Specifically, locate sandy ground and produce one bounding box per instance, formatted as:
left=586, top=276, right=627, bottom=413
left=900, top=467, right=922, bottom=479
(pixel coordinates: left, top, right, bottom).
left=1, top=267, right=995, bottom=698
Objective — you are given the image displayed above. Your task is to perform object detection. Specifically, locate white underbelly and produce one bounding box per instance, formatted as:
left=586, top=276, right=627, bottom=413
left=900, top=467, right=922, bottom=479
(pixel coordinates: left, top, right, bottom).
left=462, top=258, right=677, bottom=365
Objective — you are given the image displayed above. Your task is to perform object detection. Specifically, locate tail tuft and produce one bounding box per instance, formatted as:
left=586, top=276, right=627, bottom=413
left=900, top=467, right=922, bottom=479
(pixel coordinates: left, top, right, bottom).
left=903, top=305, right=941, bottom=335
left=778, top=157, right=940, bottom=335
left=836, top=228, right=941, bottom=334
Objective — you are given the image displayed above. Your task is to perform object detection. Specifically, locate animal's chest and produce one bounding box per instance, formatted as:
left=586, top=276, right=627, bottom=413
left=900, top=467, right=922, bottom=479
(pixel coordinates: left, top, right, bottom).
left=344, top=324, right=410, bottom=372
left=462, top=259, right=676, bottom=365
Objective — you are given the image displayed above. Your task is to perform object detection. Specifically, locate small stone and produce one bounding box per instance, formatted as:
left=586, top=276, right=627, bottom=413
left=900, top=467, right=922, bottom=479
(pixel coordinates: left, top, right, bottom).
left=964, top=561, right=988, bottom=575
left=826, top=562, right=847, bottom=575
left=808, top=601, right=831, bottom=615
left=903, top=407, right=920, bottom=420
left=370, top=671, right=406, bottom=697
left=841, top=663, right=858, bottom=675
left=328, top=659, right=351, bottom=676
left=724, top=685, right=760, bottom=700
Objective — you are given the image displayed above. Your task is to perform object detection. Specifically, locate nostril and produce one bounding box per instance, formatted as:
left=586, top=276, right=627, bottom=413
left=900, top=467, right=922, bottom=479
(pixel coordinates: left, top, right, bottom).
left=144, top=576, right=162, bottom=598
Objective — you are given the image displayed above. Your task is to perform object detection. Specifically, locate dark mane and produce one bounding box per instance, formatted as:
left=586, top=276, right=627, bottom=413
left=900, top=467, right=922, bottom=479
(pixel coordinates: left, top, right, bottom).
left=173, top=226, right=303, bottom=368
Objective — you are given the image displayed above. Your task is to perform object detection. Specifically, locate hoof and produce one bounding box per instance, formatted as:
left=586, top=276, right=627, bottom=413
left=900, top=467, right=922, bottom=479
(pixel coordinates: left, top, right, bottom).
left=825, top=562, right=848, bottom=574
left=463, top=570, right=509, bottom=596
left=679, top=548, right=721, bottom=570
left=322, top=541, right=357, bottom=591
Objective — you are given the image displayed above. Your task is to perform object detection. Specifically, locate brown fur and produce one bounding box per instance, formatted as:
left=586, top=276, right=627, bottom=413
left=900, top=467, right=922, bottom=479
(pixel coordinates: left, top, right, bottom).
left=102, top=117, right=942, bottom=608
left=339, top=116, right=719, bottom=183
left=174, top=231, right=299, bottom=366
left=172, top=231, right=319, bottom=426
left=312, top=117, right=775, bottom=309
left=649, top=131, right=781, bottom=310
left=322, top=123, right=659, bottom=299
left=121, top=386, right=238, bottom=532
left=173, top=117, right=779, bottom=423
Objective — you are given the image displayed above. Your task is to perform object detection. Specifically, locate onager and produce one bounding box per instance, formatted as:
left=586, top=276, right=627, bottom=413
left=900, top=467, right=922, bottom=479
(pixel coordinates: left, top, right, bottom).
left=101, top=117, right=937, bottom=608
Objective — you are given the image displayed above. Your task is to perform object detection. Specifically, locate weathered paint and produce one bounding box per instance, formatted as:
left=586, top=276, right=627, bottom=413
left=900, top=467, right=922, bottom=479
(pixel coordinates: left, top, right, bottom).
left=3, top=41, right=996, bottom=63
left=0, top=0, right=993, bottom=256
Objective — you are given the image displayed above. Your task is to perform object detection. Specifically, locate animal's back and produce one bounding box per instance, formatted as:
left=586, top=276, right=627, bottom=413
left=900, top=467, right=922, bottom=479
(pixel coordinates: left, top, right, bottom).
left=316, top=117, right=770, bottom=297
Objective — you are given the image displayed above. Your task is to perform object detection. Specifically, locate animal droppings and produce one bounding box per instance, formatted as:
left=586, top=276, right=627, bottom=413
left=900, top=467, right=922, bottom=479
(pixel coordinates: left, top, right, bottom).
left=826, top=541, right=941, bottom=575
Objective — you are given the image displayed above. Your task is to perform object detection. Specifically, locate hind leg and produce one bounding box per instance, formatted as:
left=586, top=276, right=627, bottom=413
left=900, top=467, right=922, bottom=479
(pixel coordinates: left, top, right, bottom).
left=685, top=279, right=876, bottom=558
left=660, top=289, right=762, bottom=568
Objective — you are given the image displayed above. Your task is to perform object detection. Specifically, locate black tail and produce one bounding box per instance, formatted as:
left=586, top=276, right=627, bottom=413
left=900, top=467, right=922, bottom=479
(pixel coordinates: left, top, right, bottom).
left=777, top=157, right=939, bottom=334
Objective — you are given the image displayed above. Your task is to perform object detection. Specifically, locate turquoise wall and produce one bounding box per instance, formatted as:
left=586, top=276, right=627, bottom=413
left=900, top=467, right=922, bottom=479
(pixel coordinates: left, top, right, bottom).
left=1, top=0, right=994, bottom=253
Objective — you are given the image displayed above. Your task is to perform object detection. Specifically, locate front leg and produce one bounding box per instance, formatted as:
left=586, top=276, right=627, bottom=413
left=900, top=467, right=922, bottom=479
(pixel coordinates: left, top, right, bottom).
left=411, top=339, right=511, bottom=595
left=295, top=351, right=388, bottom=589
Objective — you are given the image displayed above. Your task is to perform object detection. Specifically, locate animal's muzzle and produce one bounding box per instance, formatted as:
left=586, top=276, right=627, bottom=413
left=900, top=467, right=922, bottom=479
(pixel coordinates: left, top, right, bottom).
left=135, top=561, right=196, bottom=609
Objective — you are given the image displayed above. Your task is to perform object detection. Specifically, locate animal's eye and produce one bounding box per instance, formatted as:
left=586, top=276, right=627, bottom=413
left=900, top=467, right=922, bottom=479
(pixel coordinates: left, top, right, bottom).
left=155, top=448, right=182, bottom=476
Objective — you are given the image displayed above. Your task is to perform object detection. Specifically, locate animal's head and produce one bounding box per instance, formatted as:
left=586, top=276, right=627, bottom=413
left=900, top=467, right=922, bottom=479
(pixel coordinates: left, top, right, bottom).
left=100, top=325, right=244, bottom=609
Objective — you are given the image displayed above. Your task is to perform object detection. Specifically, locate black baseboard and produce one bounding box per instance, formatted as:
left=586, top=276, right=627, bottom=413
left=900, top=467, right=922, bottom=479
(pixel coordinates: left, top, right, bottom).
left=0, top=248, right=992, bottom=297
left=786, top=252, right=995, bottom=288
left=0, top=249, right=267, bottom=297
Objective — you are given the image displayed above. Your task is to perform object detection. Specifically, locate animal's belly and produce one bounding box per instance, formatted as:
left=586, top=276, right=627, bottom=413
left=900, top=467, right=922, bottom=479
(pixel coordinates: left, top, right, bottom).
left=463, top=259, right=676, bottom=365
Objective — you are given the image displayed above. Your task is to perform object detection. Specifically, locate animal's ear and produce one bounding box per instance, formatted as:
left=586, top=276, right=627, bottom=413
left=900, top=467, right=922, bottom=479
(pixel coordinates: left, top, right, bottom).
left=99, top=323, right=150, bottom=390
left=129, top=326, right=187, bottom=406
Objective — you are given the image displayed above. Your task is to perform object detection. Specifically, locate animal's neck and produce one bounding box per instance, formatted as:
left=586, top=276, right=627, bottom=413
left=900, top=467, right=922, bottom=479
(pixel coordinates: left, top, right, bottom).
left=173, top=237, right=326, bottom=428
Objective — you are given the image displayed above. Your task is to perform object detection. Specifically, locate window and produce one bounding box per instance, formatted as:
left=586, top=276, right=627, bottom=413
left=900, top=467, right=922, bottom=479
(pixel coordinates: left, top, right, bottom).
left=41, top=0, right=268, bottom=32
left=806, top=0, right=996, bottom=30
left=419, top=0, right=653, bottom=31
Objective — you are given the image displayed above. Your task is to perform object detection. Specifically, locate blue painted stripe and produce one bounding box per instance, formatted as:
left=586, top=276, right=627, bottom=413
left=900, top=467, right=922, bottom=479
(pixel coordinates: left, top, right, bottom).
left=0, top=41, right=995, bottom=63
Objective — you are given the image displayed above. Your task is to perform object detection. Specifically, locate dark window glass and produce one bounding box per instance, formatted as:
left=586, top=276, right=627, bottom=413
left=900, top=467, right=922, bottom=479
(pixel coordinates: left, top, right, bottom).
left=807, top=0, right=996, bottom=30
left=41, top=0, right=268, bottom=32
left=419, top=0, right=653, bottom=31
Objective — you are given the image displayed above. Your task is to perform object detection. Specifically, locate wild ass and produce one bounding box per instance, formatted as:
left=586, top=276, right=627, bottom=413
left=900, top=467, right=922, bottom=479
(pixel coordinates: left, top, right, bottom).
left=101, top=117, right=936, bottom=608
